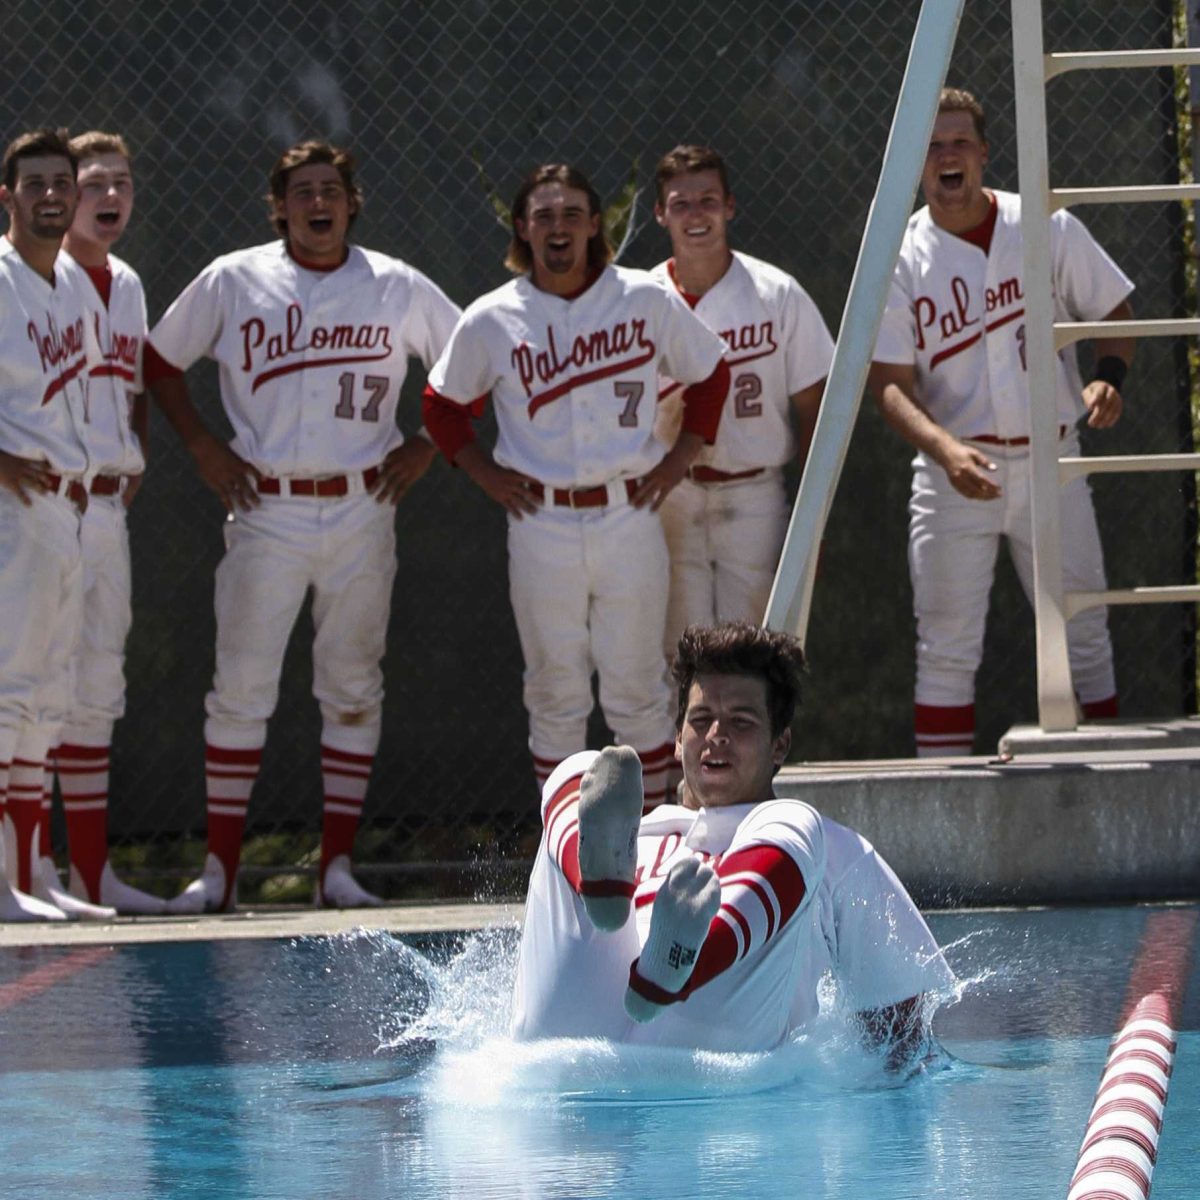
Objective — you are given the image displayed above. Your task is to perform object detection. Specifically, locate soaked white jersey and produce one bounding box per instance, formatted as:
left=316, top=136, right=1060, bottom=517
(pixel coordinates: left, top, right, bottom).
left=512, top=750, right=954, bottom=1050
left=652, top=251, right=834, bottom=471
left=874, top=190, right=1134, bottom=440
left=426, top=264, right=726, bottom=488
left=62, top=250, right=147, bottom=476
left=0, top=237, right=91, bottom=474
left=149, top=241, right=461, bottom=476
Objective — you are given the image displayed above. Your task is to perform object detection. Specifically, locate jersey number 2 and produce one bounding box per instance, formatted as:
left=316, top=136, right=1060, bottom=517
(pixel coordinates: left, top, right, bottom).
left=334, top=372, right=388, bottom=422
left=734, top=372, right=762, bottom=418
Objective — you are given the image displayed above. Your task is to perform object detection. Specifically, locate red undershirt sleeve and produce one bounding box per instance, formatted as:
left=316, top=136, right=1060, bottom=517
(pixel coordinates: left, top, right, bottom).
left=142, top=341, right=185, bottom=386
left=679, top=357, right=731, bottom=444
left=421, top=384, right=488, bottom=463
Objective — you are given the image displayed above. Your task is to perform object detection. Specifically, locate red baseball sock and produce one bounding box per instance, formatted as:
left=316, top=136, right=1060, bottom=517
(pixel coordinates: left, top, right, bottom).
left=915, top=703, right=975, bottom=757
left=56, top=742, right=111, bottom=902
left=7, top=759, right=45, bottom=894
left=319, top=745, right=373, bottom=887
left=1081, top=694, right=1119, bottom=720
left=205, top=744, right=260, bottom=907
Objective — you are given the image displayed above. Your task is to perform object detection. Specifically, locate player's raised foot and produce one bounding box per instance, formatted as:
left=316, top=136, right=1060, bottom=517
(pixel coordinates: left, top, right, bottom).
left=315, top=855, right=384, bottom=909
left=165, top=853, right=236, bottom=915
left=578, top=745, right=644, bottom=932
left=625, top=857, right=720, bottom=1023
left=33, top=856, right=116, bottom=920
left=0, top=878, right=69, bottom=922
left=71, top=861, right=167, bottom=916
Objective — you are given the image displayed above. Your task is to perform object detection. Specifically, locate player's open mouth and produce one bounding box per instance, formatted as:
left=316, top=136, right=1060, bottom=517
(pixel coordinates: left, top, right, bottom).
left=939, top=170, right=964, bottom=190
left=36, top=205, right=66, bottom=218
left=308, top=217, right=333, bottom=232
left=701, top=756, right=731, bottom=771
left=97, top=210, right=121, bottom=226
left=685, top=225, right=710, bottom=237
left=548, top=236, right=571, bottom=250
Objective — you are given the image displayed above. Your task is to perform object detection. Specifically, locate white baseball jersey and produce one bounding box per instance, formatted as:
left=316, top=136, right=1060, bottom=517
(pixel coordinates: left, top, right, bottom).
left=652, top=251, right=834, bottom=471
left=874, top=190, right=1134, bottom=440
left=0, top=237, right=92, bottom=473
left=426, top=264, right=726, bottom=488
left=149, top=242, right=462, bottom=475
left=61, top=250, right=147, bottom=477
left=512, top=751, right=954, bottom=1051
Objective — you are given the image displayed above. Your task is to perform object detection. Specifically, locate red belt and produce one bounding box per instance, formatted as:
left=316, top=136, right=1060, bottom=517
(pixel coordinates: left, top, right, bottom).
left=968, top=425, right=1067, bottom=447
left=257, top=467, right=381, bottom=498
left=687, top=465, right=765, bottom=483
left=527, top=478, right=640, bottom=509
left=43, top=472, right=89, bottom=512
left=91, top=474, right=135, bottom=496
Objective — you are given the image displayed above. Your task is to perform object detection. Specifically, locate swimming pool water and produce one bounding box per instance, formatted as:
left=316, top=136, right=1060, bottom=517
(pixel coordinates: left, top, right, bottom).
left=0, top=905, right=1196, bottom=1199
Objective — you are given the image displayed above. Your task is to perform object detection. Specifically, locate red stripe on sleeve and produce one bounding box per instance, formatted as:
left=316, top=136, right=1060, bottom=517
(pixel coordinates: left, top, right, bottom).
left=680, top=357, right=730, bottom=444
left=717, top=844, right=808, bottom=926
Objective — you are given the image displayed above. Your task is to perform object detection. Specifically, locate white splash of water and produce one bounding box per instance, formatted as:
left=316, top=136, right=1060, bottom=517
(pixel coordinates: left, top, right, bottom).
left=373, top=926, right=959, bottom=1107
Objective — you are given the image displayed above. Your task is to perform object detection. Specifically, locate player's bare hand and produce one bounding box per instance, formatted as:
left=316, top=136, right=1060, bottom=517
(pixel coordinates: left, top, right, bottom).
left=462, top=452, right=540, bottom=518
left=0, top=450, right=56, bottom=506
left=190, top=434, right=259, bottom=512
left=631, top=434, right=700, bottom=511
left=373, top=439, right=437, bottom=506
left=122, top=473, right=144, bottom=508
left=1082, top=381, right=1122, bottom=429
left=941, top=441, right=1001, bottom=501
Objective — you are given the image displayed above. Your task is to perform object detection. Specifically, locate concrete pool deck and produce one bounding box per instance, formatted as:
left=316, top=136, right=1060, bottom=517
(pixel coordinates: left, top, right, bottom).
left=1, top=717, right=1196, bottom=947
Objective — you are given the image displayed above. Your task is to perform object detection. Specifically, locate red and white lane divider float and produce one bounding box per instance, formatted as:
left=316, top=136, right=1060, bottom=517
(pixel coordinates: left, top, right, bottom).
left=1067, top=992, right=1176, bottom=1200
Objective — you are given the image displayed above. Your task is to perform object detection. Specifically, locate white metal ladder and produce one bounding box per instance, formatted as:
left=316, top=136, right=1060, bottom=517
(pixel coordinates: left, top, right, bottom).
left=1012, top=6, right=1200, bottom=731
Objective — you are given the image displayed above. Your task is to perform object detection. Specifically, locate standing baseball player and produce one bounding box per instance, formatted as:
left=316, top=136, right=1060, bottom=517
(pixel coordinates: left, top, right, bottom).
left=869, top=88, right=1135, bottom=756
left=651, top=145, right=834, bottom=655
left=32, top=131, right=165, bottom=916
left=0, top=128, right=95, bottom=921
left=422, top=163, right=730, bottom=807
left=146, top=140, right=461, bottom=912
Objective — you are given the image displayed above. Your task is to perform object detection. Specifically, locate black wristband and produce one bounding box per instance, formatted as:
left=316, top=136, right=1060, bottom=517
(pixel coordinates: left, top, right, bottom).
left=1091, top=355, right=1127, bottom=391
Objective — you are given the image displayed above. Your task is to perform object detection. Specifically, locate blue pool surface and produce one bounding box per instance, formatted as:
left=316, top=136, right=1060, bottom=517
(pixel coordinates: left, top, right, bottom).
left=0, top=905, right=1197, bottom=1199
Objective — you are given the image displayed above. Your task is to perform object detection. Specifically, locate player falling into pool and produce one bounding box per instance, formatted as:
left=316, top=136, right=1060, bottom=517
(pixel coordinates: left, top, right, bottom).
left=511, top=622, right=956, bottom=1061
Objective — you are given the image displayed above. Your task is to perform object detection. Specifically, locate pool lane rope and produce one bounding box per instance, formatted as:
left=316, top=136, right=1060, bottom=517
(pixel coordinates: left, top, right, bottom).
left=1067, top=992, right=1176, bottom=1200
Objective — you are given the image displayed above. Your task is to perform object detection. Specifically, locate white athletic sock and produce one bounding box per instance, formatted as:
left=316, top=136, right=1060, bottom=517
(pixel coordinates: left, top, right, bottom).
left=625, top=856, right=720, bottom=1023
left=577, top=745, right=643, bottom=931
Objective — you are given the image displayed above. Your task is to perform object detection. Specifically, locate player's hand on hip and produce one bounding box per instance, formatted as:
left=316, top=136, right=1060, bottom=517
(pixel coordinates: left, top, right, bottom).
left=0, top=450, right=56, bottom=506
left=373, top=439, right=437, bottom=505
left=469, top=458, right=541, bottom=518
left=190, top=434, right=260, bottom=513
left=122, top=474, right=144, bottom=508
left=1082, top=381, right=1122, bottom=429
left=942, top=441, right=1001, bottom=501
left=630, top=438, right=697, bottom=511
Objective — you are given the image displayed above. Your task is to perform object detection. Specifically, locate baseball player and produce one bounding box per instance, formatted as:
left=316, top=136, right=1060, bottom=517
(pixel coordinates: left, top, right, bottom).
left=0, top=128, right=96, bottom=921
left=512, top=623, right=955, bottom=1058
left=30, top=131, right=165, bottom=917
left=145, top=140, right=461, bottom=912
left=869, top=88, right=1135, bottom=756
left=651, top=145, right=834, bottom=655
left=422, top=163, right=731, bottom=808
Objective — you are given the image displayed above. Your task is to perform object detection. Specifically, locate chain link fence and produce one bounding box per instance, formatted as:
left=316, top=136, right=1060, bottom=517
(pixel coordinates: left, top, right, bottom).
left=1, top=0, right=1194, bottom=899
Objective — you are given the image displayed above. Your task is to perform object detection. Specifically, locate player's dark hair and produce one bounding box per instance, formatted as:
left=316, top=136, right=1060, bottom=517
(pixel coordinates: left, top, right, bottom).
left=266, top=140, right=362, bottom=237
left=505, top=163, right=612, bottom=275
left=672, top=622, right=806, bottom=739
left=68, top=131, right=133, bottom=165
left=654, top=144, right=731, bottom=206
left=3, top=127, right=77, bottom=190
left=938, top=87, right=987, bottom=142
